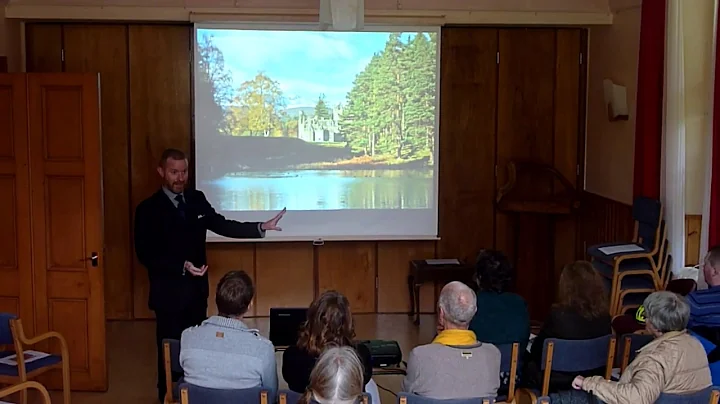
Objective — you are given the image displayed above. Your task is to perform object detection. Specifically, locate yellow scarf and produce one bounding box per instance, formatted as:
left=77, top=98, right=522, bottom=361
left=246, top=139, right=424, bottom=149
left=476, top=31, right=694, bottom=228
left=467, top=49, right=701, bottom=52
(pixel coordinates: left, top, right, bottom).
left=432, top=329, right=478, bottom=346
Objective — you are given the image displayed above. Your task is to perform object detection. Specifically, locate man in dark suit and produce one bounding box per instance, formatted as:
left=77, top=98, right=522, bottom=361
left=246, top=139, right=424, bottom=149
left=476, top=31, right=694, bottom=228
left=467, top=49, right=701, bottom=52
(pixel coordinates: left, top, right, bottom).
left=134, top=148, right=285, bottom=401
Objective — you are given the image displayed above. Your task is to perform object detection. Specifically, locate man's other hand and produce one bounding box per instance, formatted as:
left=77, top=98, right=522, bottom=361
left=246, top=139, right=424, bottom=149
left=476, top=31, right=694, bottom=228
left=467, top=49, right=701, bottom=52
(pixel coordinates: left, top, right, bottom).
left=261, top=208, right=286, bottom=231
left=184, top=261, right=208, bottom=276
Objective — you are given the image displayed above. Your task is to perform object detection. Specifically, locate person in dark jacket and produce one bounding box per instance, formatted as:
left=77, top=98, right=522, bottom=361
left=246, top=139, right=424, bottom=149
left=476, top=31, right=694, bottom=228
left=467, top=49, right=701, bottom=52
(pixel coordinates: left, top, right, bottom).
left=522, top=260, right=612, bottom=393
left=134, top=148, right=286, bottom=401
left=282, top=291, right=373, bottom=393
left=468, top=249, right=530, bottom=395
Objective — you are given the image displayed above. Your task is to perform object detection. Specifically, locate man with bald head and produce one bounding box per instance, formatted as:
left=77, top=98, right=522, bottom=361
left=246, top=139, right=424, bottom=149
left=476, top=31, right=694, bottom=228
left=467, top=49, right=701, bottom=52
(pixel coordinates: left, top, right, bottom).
left=402, top=281, right=501, bottom=399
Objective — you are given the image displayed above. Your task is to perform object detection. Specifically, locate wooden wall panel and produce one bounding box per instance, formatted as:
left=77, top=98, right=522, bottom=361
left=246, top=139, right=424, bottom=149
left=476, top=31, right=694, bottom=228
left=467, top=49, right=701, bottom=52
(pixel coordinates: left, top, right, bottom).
left=437, top=28, right=497, bottom=262
left=255, top=243, right=315, bottom=316
left=576, top=192, right=634, bottom=260
left=0, top=75, right=34, bottom=335
left=377, top=241, right=436, bottom=313
left=552, top=29, right=583, bottom=285
left=317, top=242, right=376, bottom=314
left=206, top=243, right=256, bottom=316
left=129, top=25, right=192, bottom=319
left=63, top=25, right=133, bottom=320
left=496, top=29, right=557, bottom=321
left=25, top=24, right=63, bottom=72
left=686, top=214, right=702, bottom=266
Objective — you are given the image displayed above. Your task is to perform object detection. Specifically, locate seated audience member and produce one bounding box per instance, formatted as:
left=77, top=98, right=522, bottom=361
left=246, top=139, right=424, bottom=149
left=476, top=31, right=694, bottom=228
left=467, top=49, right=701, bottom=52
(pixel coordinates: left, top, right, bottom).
left=572, top=291, right=711, bottom=404
left=523, top=261, right=612, bottom=393
left=685, top=246, right=720, bottom=385
left=469, top=249, right=530, bottom=347
left=180, top=270, right=277, bottom=390
left=688, top=246, right=720, bottom=329
left=300, top=346, right=365, bottom=404
left=469, top=249, right=530, bottom=395
left=282, top=291, right=373, bottom=393
left=403, top=281, right=501, bottom=400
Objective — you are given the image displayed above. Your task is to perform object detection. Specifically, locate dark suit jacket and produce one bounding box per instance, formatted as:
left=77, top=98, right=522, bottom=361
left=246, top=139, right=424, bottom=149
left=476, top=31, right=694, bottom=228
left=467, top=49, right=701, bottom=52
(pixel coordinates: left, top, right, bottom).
left=134, top=188, right=263, bottom=312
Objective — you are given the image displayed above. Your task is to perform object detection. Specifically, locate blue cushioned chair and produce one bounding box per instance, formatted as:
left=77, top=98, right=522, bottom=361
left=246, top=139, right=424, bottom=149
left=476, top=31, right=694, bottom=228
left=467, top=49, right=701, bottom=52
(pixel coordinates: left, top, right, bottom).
left=607, top=235, right=669, bottom=315
left=0, top=381, right=52, bottom=404
left=587, top=197, right=665, bottom=314
left=587, top=197, right=663, bottom=263
left=397, top=392, right=494, bottom=403
left=278, top=389, right=371, bottom=403
left=496, top=342, right=521, bottom=403
left=516, top=335, right=616, bottom=402
left=0, top=313, right=70, bottom=404
left=163, top=338, right=183, bottom=404
left=656, top=386, right=715, bottom=403
left=179, top=382, right=273, bottom=403
left=617, top=333, right=653, bottom=373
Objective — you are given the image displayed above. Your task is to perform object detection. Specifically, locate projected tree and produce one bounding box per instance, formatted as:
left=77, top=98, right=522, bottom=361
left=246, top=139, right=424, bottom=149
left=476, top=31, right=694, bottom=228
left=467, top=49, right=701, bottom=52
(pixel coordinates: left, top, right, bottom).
left=339, top=32, right=437, bottom=164
left=314, top=94, right=331, bottom=120
left=196, top=34, right=234, bottom=136
left=231, top=73, right=288, bottom=137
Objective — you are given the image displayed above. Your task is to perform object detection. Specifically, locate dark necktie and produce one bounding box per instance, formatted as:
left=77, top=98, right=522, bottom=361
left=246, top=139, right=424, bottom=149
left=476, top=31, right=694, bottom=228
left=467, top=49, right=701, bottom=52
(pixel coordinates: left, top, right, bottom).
left=175, top=194, right=187, bottom=219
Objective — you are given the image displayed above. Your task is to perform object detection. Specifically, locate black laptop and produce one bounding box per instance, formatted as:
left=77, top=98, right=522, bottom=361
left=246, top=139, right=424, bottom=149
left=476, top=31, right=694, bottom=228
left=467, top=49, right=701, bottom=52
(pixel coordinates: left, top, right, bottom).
left=269, top=307, right=307, bottom=348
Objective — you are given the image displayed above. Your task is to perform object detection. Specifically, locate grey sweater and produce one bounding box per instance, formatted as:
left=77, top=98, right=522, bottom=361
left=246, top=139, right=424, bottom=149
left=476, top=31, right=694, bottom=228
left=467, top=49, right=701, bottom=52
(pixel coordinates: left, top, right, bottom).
left=180, top=316, right=278, bottom=391
left=402, top=342, right=501, bottom=400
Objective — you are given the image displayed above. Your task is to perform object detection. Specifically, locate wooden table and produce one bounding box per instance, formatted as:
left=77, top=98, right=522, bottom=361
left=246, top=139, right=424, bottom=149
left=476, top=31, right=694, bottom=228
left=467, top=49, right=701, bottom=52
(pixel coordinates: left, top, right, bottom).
left=407, top=259, right=475, bottom=324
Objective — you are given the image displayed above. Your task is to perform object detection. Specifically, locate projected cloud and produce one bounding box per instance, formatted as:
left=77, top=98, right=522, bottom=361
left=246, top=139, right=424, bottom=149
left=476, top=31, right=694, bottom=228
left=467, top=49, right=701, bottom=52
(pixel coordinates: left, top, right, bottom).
left=194, top=28, right=438, bottom=213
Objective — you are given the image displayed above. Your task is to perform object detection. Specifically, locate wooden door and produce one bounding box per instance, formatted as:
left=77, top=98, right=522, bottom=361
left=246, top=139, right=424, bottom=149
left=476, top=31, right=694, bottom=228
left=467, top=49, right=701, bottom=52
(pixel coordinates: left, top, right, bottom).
left=0, top=75, right=35, bottom=335
left=494, top=28, right=585, bottom=321
left=27, top=73, right=107, bottom=391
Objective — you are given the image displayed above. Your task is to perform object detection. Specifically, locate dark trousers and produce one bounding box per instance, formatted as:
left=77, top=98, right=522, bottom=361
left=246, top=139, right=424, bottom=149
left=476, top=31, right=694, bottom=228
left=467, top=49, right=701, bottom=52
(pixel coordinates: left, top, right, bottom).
left=154, top=301, right=207, bottom=401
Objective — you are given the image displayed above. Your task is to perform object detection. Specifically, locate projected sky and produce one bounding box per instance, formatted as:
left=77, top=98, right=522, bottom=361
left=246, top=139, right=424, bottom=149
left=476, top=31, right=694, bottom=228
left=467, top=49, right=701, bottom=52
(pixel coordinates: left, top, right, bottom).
left=199, top=28, right=427, bottom=108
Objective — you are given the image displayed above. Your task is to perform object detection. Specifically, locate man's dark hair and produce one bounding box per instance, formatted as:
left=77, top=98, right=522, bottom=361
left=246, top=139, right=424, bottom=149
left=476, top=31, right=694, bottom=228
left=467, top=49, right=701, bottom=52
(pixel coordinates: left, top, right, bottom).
left=708, top=246, right=720, bottom=267
left=474, top=249, right=514, bottom=293
left=216, top=270, right=254, bottom=317
left=159, top=148, right=186, bottom=167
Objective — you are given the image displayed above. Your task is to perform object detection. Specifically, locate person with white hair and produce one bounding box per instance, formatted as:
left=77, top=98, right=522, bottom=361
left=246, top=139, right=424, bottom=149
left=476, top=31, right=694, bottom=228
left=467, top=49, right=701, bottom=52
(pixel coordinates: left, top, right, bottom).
left=572, top=291, right=711, bottom=404
left=401, top=281, right=501, bottom=400
left=301, top=346, right=365, bottom=404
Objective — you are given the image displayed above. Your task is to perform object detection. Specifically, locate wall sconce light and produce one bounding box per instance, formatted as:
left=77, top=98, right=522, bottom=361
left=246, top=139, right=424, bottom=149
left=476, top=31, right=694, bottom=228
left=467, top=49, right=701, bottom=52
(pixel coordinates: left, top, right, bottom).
left=603, top=79, right=629, bottom=121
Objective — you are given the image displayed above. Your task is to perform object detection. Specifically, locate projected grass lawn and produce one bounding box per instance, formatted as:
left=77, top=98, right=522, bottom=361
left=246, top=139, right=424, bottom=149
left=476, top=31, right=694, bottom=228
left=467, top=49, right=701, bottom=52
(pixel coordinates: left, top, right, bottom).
left=194, top=28, right=438, bottom=211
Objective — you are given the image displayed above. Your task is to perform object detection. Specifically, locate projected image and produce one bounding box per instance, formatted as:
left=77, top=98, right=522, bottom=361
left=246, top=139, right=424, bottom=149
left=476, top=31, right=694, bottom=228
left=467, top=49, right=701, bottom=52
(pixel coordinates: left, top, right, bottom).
left=195, top=28, right=438, bottom=211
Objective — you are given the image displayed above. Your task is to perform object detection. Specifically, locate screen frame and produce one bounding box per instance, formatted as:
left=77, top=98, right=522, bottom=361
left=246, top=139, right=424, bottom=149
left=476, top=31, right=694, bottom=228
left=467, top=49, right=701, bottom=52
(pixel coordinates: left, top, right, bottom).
left=191, top=22, right=442, bottom=242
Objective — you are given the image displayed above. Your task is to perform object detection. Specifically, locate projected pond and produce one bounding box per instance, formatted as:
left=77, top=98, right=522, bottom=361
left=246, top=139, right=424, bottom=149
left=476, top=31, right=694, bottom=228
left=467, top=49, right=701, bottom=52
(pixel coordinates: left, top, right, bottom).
left=194, top=28, right=438, bottom=211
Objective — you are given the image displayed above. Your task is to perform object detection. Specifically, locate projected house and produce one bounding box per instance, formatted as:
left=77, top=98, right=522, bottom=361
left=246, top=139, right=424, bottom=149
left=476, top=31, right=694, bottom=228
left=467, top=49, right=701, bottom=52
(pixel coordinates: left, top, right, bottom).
left=298, top=108, right=342, bottom=143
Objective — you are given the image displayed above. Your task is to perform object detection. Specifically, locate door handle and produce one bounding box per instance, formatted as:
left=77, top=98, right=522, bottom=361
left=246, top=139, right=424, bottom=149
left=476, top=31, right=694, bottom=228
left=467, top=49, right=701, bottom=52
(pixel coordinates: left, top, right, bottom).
left=85, top=253, right=99, bottom=267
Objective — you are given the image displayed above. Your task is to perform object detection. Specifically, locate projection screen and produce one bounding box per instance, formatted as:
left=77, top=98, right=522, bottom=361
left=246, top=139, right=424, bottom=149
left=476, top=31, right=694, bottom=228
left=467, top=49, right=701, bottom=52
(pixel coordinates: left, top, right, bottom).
left=193, top=23, right=441, bottom=241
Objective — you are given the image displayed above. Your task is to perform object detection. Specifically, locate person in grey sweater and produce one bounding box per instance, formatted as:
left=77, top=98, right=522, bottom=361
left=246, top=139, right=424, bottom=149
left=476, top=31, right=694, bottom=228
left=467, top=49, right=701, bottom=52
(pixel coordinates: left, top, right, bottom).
left=180, top=270, right=278, bottom=391
left=402, top=281, right=501, bottom=400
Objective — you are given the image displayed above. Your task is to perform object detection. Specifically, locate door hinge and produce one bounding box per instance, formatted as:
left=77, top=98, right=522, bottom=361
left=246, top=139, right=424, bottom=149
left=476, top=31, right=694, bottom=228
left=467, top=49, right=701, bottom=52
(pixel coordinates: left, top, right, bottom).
left=496, top=52, right=500, bottom=64
left=375, top=277, right=378, bottom=289
left=577, top=164, right=580, bottom=176
left=61, top=49, right=65, bottom=62
left=495, top=165, right=498, bottom=177
left=579, top=53, right=583, bottom=65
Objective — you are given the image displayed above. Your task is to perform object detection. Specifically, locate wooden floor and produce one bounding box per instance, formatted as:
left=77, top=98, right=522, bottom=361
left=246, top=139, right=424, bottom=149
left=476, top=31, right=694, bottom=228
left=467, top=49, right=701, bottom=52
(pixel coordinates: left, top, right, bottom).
left=12, top=314, right=438, bottom=404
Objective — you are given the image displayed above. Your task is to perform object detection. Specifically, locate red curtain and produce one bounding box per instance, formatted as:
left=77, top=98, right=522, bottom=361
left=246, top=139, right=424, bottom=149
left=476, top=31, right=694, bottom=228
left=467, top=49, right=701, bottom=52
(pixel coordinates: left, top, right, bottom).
left=708, top=5, right=720, bottom=247
left=633, top=0, right=666, bottom=200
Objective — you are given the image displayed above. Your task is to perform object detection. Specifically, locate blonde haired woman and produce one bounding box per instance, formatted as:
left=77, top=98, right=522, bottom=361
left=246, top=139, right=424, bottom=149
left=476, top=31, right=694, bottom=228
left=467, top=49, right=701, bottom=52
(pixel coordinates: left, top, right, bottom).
left=300, top=346, right=365, bottom=404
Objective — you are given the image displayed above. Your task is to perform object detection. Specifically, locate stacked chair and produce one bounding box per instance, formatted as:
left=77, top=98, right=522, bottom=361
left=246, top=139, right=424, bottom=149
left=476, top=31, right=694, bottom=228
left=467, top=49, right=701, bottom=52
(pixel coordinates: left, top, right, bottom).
left=587, top=197, right=666, bottom=315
